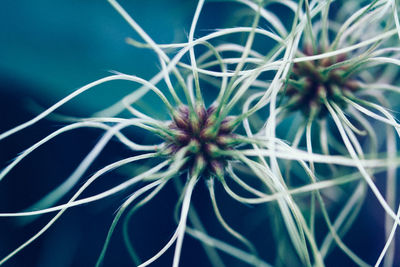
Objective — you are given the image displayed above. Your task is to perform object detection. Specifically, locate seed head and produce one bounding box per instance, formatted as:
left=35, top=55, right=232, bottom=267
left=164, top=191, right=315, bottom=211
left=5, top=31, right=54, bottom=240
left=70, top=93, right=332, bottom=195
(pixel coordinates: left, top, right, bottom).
left=286, top=47, right=360, bottom=118
left=165, top=104, right=236, bottom=176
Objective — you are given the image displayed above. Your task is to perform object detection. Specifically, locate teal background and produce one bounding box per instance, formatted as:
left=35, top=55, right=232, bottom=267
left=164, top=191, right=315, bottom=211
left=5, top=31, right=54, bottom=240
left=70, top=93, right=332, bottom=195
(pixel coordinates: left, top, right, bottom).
left=0, top=1, right=397, bottom=266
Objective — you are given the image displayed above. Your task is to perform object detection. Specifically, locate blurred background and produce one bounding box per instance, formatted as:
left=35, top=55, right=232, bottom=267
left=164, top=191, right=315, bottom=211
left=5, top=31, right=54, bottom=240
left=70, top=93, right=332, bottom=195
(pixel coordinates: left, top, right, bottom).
left=0, top=0, right=397, bottom=266
left=0, top=0, right=198, bottom=113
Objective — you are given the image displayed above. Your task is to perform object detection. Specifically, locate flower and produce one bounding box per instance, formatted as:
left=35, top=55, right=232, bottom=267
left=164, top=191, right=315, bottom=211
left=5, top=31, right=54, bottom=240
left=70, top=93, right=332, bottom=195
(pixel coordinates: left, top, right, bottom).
left=1, top=0, right=399, bottom=266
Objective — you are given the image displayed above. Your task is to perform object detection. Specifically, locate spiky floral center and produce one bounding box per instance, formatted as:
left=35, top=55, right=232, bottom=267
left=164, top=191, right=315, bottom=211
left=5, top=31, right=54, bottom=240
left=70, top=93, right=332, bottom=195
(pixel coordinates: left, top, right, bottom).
left=166, top=105, right=236, bottom=176
left=286, top=47, right=360, bottom=118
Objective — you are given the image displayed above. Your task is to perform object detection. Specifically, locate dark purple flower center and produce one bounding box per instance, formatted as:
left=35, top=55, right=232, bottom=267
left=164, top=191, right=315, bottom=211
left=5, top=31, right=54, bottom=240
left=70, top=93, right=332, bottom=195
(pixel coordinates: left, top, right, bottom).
left=286, top=47, right=360, bottom=118
left=166, top=105, right=236, bottom=176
